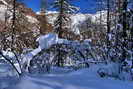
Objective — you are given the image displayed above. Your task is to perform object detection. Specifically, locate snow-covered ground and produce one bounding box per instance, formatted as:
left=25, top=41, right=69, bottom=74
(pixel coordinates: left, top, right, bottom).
left=0, top=65, right=133, bottom=89
left=0, top=33, right=133, bottom=89
left=0, top=32, right=132, bottom=89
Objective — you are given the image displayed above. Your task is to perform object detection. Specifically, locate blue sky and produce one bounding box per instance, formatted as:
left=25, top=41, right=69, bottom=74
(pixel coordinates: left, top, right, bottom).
left=22, top=0, right=97, bottom=13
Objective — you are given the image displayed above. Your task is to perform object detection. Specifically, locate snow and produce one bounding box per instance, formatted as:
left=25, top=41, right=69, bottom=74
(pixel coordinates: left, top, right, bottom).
left=70, top=14, right=90, bottom=34
left=2, top=65, right=133, bottom=89
left=91, top=10, right=107, bottom=24
left=0, top=76, right=18, bottom=89
left=0, top=63, right=17, bottom=77
left=0, top=5, right=8, bottom=21
left=36, top=11, right=58, bottom=15
left=0, top=0, right=38, bottom=24
left=0, top=32, right=133, bottom=89
left=0, top=4, right=132, bottom=87
left=98, top=62, right=120, bottom=77
left=46, top=12, right=58, bottom=24
left=46, top=11, right=58, bottom=15
left=0, top=0, right=8, bottom=5
left=0, top=0, right=13, bottom=21
left=37, top=33, right=58, bottom=50
left=108, top=33, right=112, bottom=41
left=45, top=10, right=107, bottom=35
left=83, top=39, right=92, bottom=43
left=0, top=50, right=21, bottom=76
left=21, top=33, right=97, bottom=73
left=0, top=64, right=12, bottom=76
left=36, top=33, right=72, bottom=51
left=22, top=33, right=71, bottom=71
left=30, top=47, right=41, bottom=56
left=0, top=50, right=16, bottom=61
left=26, top=15, right=38, bottom=23
left=2, top=50, right=15, bottom=58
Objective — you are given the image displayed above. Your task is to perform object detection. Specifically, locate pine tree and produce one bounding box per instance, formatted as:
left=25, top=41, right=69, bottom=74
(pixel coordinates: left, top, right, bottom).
left=53, top=0, right=78, bottom=67
left=114, top=0, right=131, bottom=73
left=121, top=0, right=128, bottom=62
left=53, top=0, right=78, bottom=38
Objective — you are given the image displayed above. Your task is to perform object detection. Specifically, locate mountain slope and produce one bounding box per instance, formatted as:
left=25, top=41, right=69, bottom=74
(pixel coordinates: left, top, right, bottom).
left=0, top=0, right=107, bottom=50
left=0, top=0, right=40, bottom=51
left=41, top=11, right=107, bottom=35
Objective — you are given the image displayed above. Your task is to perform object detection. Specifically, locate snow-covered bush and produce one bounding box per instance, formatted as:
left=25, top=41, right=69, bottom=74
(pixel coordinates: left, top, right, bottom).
left=97, top=62, right=120, bottom=78
left=97, top=61, right=133, bottom=81
left=0, top=49, right=22, bottom=76
left=28, top=42, right=94, bottom=73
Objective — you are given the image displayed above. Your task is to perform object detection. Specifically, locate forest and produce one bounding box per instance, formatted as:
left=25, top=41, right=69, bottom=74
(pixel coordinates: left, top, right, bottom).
left=0, top=0, right=133, bottom=89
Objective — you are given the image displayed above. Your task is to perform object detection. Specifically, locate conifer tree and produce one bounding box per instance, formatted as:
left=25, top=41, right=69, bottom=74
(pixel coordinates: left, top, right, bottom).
left=53, top=0, right=78, bottom=38
left=53, top=0, right=78, bottom=66
left=121, top=0, right=128, bottom=62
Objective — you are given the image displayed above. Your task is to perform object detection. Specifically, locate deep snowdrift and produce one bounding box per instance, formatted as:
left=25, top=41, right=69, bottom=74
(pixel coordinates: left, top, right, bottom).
left=1, top=65, right=133, bottom=89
